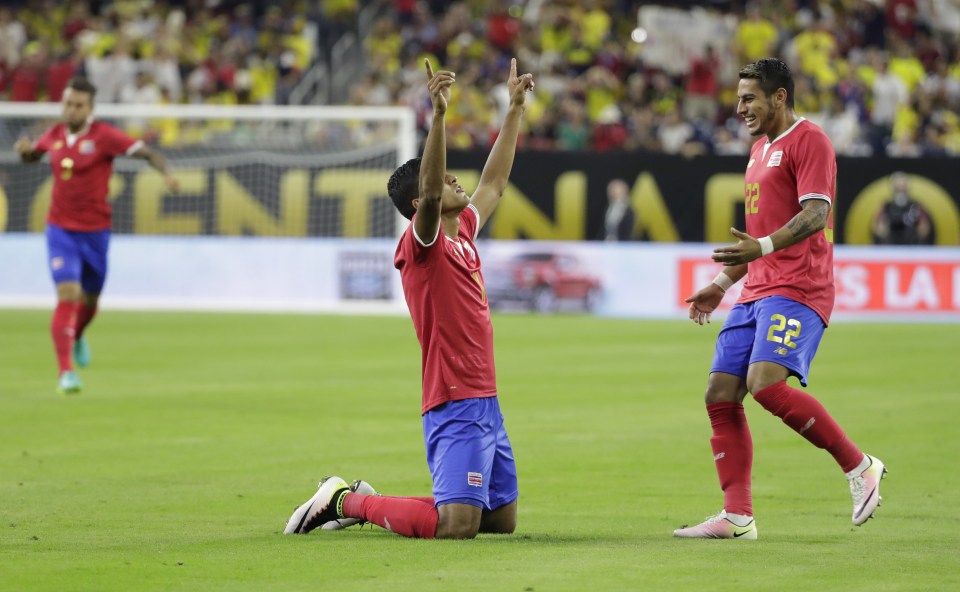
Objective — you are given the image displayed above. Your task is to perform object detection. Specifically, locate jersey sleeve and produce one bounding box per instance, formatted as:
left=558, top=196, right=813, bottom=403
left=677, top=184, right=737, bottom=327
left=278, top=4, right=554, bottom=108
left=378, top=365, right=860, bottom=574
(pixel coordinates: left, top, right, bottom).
left=460, top=204, right=480, bottom=241
left=33, top=126, right=57, bottom=154
left=407, top=214, right=440, bottom=265
left=794, top=130, right=836, bottom=204
left=102, top=124, right=143, bottom=157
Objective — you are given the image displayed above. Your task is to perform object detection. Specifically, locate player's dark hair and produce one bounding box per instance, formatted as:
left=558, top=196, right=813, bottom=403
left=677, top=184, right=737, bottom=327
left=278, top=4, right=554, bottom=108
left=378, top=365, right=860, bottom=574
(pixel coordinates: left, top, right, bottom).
left=66, top=77, right=97, bottom=100
left=739, top=58, right=794, bottom=109
left=388, top=157, right=421, bottom=220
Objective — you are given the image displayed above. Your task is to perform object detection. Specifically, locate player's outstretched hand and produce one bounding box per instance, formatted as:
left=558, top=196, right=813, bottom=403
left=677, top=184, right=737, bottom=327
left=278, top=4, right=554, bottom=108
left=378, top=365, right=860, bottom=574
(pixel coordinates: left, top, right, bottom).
left=507, top=58, right=535, bottom=109
left=14, top=137, right=33, bottom=155
left=712, top=227, right=762, bottom=265
left=163, top=174, right=180, bottom=193
left=424, top=59, right=454, bottom=115
left=684, top=284, right=725, bottom=325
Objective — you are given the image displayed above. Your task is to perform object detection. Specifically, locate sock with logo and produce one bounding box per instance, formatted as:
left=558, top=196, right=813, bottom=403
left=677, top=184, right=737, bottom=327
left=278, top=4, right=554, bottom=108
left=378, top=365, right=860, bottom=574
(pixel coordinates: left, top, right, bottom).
left=51, top=300, right=80, bottom=374
left=75, top=302, right=98, bottom=339
left=753, top=381, right=864, bottom=473
left=341, top=493, right=438, bottom=539
left=707, top=402, right=753, bottom=516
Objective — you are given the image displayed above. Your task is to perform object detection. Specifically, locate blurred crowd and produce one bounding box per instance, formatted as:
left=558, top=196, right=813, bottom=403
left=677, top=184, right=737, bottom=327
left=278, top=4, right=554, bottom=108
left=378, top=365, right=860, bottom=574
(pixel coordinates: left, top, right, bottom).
left=367, top=0, right=960, bottom=157
left=0, top=0, right=356, bottom=107
left=2, top=0, right=960, bottom=157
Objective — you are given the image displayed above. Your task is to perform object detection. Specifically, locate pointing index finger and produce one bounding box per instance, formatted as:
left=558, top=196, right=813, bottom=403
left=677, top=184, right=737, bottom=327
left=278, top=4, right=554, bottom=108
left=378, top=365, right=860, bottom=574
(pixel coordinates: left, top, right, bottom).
left=425, top=59, right=434, bottom=79
left=509, top=58, right=517, bottom=80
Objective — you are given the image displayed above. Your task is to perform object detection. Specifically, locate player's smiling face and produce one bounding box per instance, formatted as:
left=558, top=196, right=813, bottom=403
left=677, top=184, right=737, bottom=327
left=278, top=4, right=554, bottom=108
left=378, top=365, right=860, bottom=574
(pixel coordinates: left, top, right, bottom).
left=736, top=78, right=776, bottom=137
left=62, top=89, right=93, bottom=133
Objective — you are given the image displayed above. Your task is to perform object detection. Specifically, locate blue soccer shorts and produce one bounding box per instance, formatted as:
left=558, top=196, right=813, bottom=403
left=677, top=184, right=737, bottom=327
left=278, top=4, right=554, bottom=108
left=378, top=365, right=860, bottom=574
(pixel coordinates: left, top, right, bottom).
left=711, top=296, right=826, bottom=387
left=422, top=396, right=519, bottom=510
left=46, top=223, right=111, bottom=294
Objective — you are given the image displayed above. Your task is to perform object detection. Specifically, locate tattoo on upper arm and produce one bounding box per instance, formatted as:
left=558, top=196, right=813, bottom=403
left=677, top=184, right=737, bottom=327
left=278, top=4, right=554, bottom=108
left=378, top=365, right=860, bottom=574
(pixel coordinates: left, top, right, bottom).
left=786, top=200, right=829, bottom=240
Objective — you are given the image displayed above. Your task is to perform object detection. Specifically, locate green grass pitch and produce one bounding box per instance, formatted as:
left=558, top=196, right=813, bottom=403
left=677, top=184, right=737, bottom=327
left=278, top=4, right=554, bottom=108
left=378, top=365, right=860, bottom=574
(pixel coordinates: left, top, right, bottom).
left=1, top=309, right=957, bottom=591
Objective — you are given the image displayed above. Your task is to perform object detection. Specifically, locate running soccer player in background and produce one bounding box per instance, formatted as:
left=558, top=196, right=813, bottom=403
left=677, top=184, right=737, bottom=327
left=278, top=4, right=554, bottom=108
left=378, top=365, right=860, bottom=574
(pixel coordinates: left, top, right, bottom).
left=676, top=59, right=886, bottom=539
left=284, top=58, right=534, bottom=539
left=15, top=77, right=179, bottom=395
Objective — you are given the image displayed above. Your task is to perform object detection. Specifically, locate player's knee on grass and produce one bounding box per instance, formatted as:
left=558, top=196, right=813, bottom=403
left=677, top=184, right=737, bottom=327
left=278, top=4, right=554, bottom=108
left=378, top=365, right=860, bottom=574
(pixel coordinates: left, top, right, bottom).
left=435, top=503, right=482, bottom=539
left=480, top=501, right=517, bottom=534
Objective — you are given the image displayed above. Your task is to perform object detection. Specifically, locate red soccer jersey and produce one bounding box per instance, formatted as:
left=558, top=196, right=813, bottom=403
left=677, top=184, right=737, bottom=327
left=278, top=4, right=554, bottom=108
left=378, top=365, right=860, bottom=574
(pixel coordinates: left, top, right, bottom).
left=394, top=204, right=497, bottom=414
left=738, top=118, right=836, bottom=324
left=35, top=120, right=142, bottom=231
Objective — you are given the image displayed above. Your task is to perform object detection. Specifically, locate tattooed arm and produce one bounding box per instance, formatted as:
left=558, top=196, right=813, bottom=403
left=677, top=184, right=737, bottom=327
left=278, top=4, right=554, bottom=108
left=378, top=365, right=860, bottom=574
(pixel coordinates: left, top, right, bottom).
left=712, top=199, right=830, bottom=266
left=784, top=199, right=831, bottom=242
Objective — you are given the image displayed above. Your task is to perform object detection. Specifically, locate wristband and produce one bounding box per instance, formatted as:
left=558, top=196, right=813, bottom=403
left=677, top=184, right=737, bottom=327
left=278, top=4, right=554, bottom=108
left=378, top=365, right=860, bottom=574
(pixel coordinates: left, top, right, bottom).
left=758, top=235, right=774, bottom=257
left=712, top=272, right=735, bottom=292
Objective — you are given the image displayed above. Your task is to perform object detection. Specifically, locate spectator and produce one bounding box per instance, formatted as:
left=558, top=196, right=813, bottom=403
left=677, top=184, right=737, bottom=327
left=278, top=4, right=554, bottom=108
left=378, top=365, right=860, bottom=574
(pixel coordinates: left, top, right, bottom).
left=684, top=45, right=720, bottom=123
left=0, top=7, right=27, bottom=68
left=658, top=105, right=696, bottom=155
left=555, top=98, right=589, bottom=150
left=733, top=4, right=779, bottom=64
left=152, top=46, right=183, bottom=103
left=592, top=104, right=628, bottom=151
left=600, top=179, right=636, bottom=242
left=868, top=51, right=909, bottom=151
left=85, top=38, right=137, bottom=103
left=10, top=42, right=45, bottom=102
left=887, top=0, right=919, bottom=40
left=120, top=69, right=162, bottom=105
left=486, top=1, right=520, bottom=52
left=46, top=49, right=79, bottom=102
left=873, top=172, right=932, bottom=244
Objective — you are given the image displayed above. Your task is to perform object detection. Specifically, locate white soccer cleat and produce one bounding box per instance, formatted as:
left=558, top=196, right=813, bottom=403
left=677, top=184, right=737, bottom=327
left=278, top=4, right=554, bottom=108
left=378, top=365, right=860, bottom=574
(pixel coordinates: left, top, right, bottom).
left=673, top=511, right=758, bottom=540
left=283, top=476, right=350, bottom=535
left=320, top=479, right=378, bottom=530
left=849, top=454, right=887, bottom=526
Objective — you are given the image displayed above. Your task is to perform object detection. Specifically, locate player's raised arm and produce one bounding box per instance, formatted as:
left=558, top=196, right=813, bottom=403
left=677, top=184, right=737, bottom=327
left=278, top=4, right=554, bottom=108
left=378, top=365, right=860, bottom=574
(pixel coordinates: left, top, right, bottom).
left=711, top=198, right=830, bottom=266
left=130, top=144, right=180, bottom=192
left=415, top=59, right=455, bottom=242
left=15, top=136, right=44, bottom=163
left=471, top=58, right=535, bottom=231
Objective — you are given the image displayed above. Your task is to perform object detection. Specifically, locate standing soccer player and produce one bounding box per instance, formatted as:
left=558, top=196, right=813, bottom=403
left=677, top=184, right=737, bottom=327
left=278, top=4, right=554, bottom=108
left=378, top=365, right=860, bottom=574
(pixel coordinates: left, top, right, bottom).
left=284, top=58, right=534, bottom=539
left=675, top=59, right=886, bottom=539
left=15, top=77, right=179, bottom=395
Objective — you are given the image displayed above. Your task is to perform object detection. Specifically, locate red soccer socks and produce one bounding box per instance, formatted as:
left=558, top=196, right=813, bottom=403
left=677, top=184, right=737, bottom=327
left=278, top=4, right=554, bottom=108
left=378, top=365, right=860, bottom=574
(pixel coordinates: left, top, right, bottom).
left=342, top=493, right=439, bottom=539
left=75, top=302, right=98, bottom=339
left=753, top=381, right=864, bottom=473
left=51, top=300, right=80, bottom=373
left=707, top=402, right=754, bottom=516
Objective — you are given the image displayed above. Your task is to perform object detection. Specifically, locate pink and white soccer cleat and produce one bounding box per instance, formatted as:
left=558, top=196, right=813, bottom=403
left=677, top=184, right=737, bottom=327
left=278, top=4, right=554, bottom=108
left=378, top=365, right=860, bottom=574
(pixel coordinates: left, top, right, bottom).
left=673, top=511, right=758, bottom=540
left=849, top=454, right=887, bottom=526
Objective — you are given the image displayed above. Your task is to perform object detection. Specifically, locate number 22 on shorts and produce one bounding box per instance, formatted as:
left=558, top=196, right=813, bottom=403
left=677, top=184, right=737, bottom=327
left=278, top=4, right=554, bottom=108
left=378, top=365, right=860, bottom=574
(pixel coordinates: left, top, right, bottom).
left=766, top=313, right=801, bottom=349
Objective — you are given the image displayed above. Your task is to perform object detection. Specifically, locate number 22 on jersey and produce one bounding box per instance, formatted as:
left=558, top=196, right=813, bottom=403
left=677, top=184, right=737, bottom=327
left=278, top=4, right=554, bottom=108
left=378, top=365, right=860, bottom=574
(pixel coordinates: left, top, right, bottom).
left=745, top=182, right=760, bottom=215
